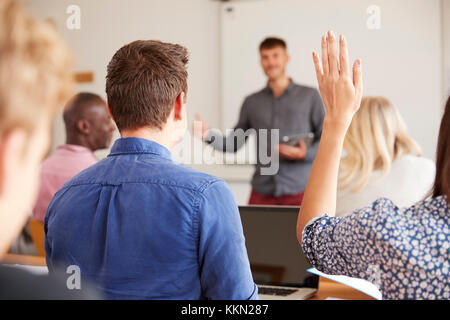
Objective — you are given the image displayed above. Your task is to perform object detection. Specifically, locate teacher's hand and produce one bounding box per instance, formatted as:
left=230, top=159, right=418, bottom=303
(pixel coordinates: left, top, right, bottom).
left=193, top=113, right=210, bottom=140
left=277, top=140, right=307, bottom=160
left=313, top=30, right=363, bottom=130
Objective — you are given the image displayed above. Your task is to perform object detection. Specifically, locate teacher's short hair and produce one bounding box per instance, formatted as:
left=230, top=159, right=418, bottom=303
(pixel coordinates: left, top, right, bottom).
left=259, top=37, right=287, bottom=51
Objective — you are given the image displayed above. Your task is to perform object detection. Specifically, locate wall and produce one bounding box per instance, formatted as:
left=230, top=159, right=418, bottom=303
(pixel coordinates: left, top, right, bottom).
left=220, top=0, right=443, bottom=162
left=26, top=0, right=221, bottom=154
left=25, top=0, right=257, bottom=204
left=443, top=0, right=450, bottom=100
left=26, top=0, right=449, bottom=205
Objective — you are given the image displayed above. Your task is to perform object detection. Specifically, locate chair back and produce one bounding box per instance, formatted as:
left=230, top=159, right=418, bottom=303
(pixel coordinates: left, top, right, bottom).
left=28, top=219, right=45, bottom=257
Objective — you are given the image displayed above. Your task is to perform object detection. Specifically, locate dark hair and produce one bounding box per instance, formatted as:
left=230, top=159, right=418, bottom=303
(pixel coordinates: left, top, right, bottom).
left=63, top=92, right=105, bottom=127
left=105, top=40, right=189, bottom=131
left=259, top=37, right=287, bottom=51
left=432, top=96, right=450, bottom=200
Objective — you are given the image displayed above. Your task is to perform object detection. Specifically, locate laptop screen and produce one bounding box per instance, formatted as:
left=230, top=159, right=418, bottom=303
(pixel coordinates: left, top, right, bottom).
left=238, top=205, right=319, bottom=289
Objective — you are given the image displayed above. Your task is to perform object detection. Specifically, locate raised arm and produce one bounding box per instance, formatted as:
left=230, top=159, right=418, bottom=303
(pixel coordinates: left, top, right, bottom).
left=296, top=31, right=363, bottom=244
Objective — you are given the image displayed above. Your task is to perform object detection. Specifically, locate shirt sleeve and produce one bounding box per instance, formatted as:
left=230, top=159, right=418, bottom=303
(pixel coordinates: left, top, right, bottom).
left=196, top=179, right=258, bottom=300
left=303, top=89, right=325, bottom=162
left=205, top=98, right=251, bottom=152
left=301, top=197, right=396, bottom=280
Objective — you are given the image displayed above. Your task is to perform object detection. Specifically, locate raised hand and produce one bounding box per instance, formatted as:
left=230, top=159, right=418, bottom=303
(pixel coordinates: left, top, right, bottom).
left=312, top=30, right=363, bottom=129
left=297, top=32, right=364, bottom=243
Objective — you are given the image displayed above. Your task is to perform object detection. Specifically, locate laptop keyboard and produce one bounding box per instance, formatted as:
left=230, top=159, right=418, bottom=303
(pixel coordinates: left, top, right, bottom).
left=257, top=286, right=298, bottom=296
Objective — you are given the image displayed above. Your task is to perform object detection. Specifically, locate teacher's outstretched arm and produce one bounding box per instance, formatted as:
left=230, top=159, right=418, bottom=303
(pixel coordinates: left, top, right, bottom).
left=297, top=30, right=363, bottom=245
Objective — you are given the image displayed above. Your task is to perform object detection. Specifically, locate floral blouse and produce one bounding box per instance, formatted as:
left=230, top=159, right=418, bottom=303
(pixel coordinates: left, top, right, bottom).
left=302, top=196, right=449, bottom=300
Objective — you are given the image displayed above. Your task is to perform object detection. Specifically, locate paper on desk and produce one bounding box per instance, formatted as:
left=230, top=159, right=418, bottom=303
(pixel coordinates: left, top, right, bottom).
left=307, top=268, right=382, bottom=300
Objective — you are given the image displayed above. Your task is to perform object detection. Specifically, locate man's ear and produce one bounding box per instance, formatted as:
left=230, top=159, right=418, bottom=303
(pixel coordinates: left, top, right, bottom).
left=0, top=129, right=27, bottom=197
left=106, top=102, right=114, bottom=121
left=173, top=92, right=185, bottom=121
left=76, top=119, right=90, bottom=135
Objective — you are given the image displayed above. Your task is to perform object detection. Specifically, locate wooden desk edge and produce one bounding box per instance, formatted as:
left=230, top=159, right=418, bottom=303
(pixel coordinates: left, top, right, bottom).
left=308, top=277, right=376, bottom=300
left=1, top=253, right=46, bottom=267
left=0, top=258, right=376, bottom=300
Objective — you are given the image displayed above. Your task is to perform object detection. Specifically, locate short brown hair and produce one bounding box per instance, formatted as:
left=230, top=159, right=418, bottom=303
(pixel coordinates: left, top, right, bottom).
left=106, top=40, right=189, bottom=132
left=0, top=0, right=73, bottom=137
left=432, top=96, right=450, bottom=201
left=259, top=37, right=287, bottom=51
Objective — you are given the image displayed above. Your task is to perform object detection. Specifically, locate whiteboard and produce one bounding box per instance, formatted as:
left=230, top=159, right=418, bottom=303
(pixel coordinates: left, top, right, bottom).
left=220, top=0, right=442, bottom=159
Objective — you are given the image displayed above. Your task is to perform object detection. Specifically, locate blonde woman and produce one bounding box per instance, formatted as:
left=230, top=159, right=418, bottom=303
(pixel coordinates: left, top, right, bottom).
left=335, top=97, right=435, bottom=216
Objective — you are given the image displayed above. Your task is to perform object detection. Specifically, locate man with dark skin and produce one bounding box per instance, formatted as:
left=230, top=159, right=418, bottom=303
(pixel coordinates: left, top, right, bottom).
left=32, top=92, right=115, bottom=222
left=63, top=93, right=115, bottom=151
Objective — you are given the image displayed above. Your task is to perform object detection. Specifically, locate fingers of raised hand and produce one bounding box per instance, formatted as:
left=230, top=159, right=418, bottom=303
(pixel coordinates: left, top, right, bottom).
left=339, top=35, right=350, bottom=78
left=314, top=31, right=363, bottom=104
left=312, top=51, right=323, bottom=83
left=321, top=35, right=329, bottom=76
left=327, top=31, right=339, bottom=78
left=317, top=32, right=352, bottom=79
left=352, top=58, right=363, bottom=101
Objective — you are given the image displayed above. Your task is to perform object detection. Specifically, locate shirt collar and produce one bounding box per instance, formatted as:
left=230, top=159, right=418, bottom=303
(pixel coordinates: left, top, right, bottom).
left=265, top=78, right=296, bottom=95
left=108, top=137, right=173, bottom=160
left=285, top=78, right=296, bottom=92
left=57, top=144, right=94, bottom=154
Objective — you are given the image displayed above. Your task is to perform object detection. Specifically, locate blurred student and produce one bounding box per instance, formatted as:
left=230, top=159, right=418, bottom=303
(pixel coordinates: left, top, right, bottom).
left=45, top=40, right=258, bottom=300
left=336, top=96, right=435, bottom=216
left=0, top=0, right=98, bottom=299
left=297, top=31, right=449, bottom=300
left=33, top=92, right=115, bottom=223
left=195, top=37, right=325, bottom=206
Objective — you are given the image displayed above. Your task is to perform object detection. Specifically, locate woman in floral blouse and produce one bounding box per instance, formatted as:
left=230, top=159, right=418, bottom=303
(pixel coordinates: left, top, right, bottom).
left=297, top=30, right=449, bottom=300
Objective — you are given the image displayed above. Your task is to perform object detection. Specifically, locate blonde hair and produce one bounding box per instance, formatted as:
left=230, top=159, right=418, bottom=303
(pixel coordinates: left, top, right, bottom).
left=0, top=0, right=73, bottom=138
left=339, top=96, right=422, bottom=192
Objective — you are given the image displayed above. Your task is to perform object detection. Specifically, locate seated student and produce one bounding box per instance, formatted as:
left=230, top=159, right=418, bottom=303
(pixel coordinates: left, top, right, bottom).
left=45, top=40, right=258, bottom=300
left=33, top=92, right=115, bottom=223
left=336, top=96, right=435, bottom=216
left=297, top=31, right=449, bottom=300
left=0, top=0, right=98, bottom=299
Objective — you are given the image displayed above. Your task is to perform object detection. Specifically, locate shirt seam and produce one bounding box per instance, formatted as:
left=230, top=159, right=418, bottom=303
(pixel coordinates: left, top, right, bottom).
left=191, top=179, right=224, bottom=288
left=61, top=179, right=220, bottom=193
left=107, top=150, right=172, bottom=160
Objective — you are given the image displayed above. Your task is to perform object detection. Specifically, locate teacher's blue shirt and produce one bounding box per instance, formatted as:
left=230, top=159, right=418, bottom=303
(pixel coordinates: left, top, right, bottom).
left=44, top=137, right=258, bottom=300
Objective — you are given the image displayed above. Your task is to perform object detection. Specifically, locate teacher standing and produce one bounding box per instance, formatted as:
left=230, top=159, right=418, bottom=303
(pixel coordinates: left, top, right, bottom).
left=195, top=37, right=325, bottom=205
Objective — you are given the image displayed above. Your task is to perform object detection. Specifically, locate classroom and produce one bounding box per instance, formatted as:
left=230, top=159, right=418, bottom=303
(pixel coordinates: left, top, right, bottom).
left=0, top=0, right=448, bottom=306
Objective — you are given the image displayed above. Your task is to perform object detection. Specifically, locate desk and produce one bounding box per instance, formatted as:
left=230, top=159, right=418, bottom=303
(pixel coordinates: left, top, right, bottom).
left=309, top=278, right=375, bottom=300
left=1, top=253, right=46, bottom=266
left=0, top=255, right=375, bottom=300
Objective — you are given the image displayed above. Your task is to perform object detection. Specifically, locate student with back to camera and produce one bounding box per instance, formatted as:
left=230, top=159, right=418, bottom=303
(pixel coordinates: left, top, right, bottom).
left=45, top=40, right=258, bottom=300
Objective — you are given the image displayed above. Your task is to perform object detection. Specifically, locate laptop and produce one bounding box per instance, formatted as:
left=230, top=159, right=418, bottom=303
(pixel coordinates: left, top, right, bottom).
left=238, top=205, right=319, bottom=300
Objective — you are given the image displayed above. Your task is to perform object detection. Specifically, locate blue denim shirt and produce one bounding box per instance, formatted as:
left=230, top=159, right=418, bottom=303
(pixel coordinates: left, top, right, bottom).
left=44, top=137, right=258, bottom=300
